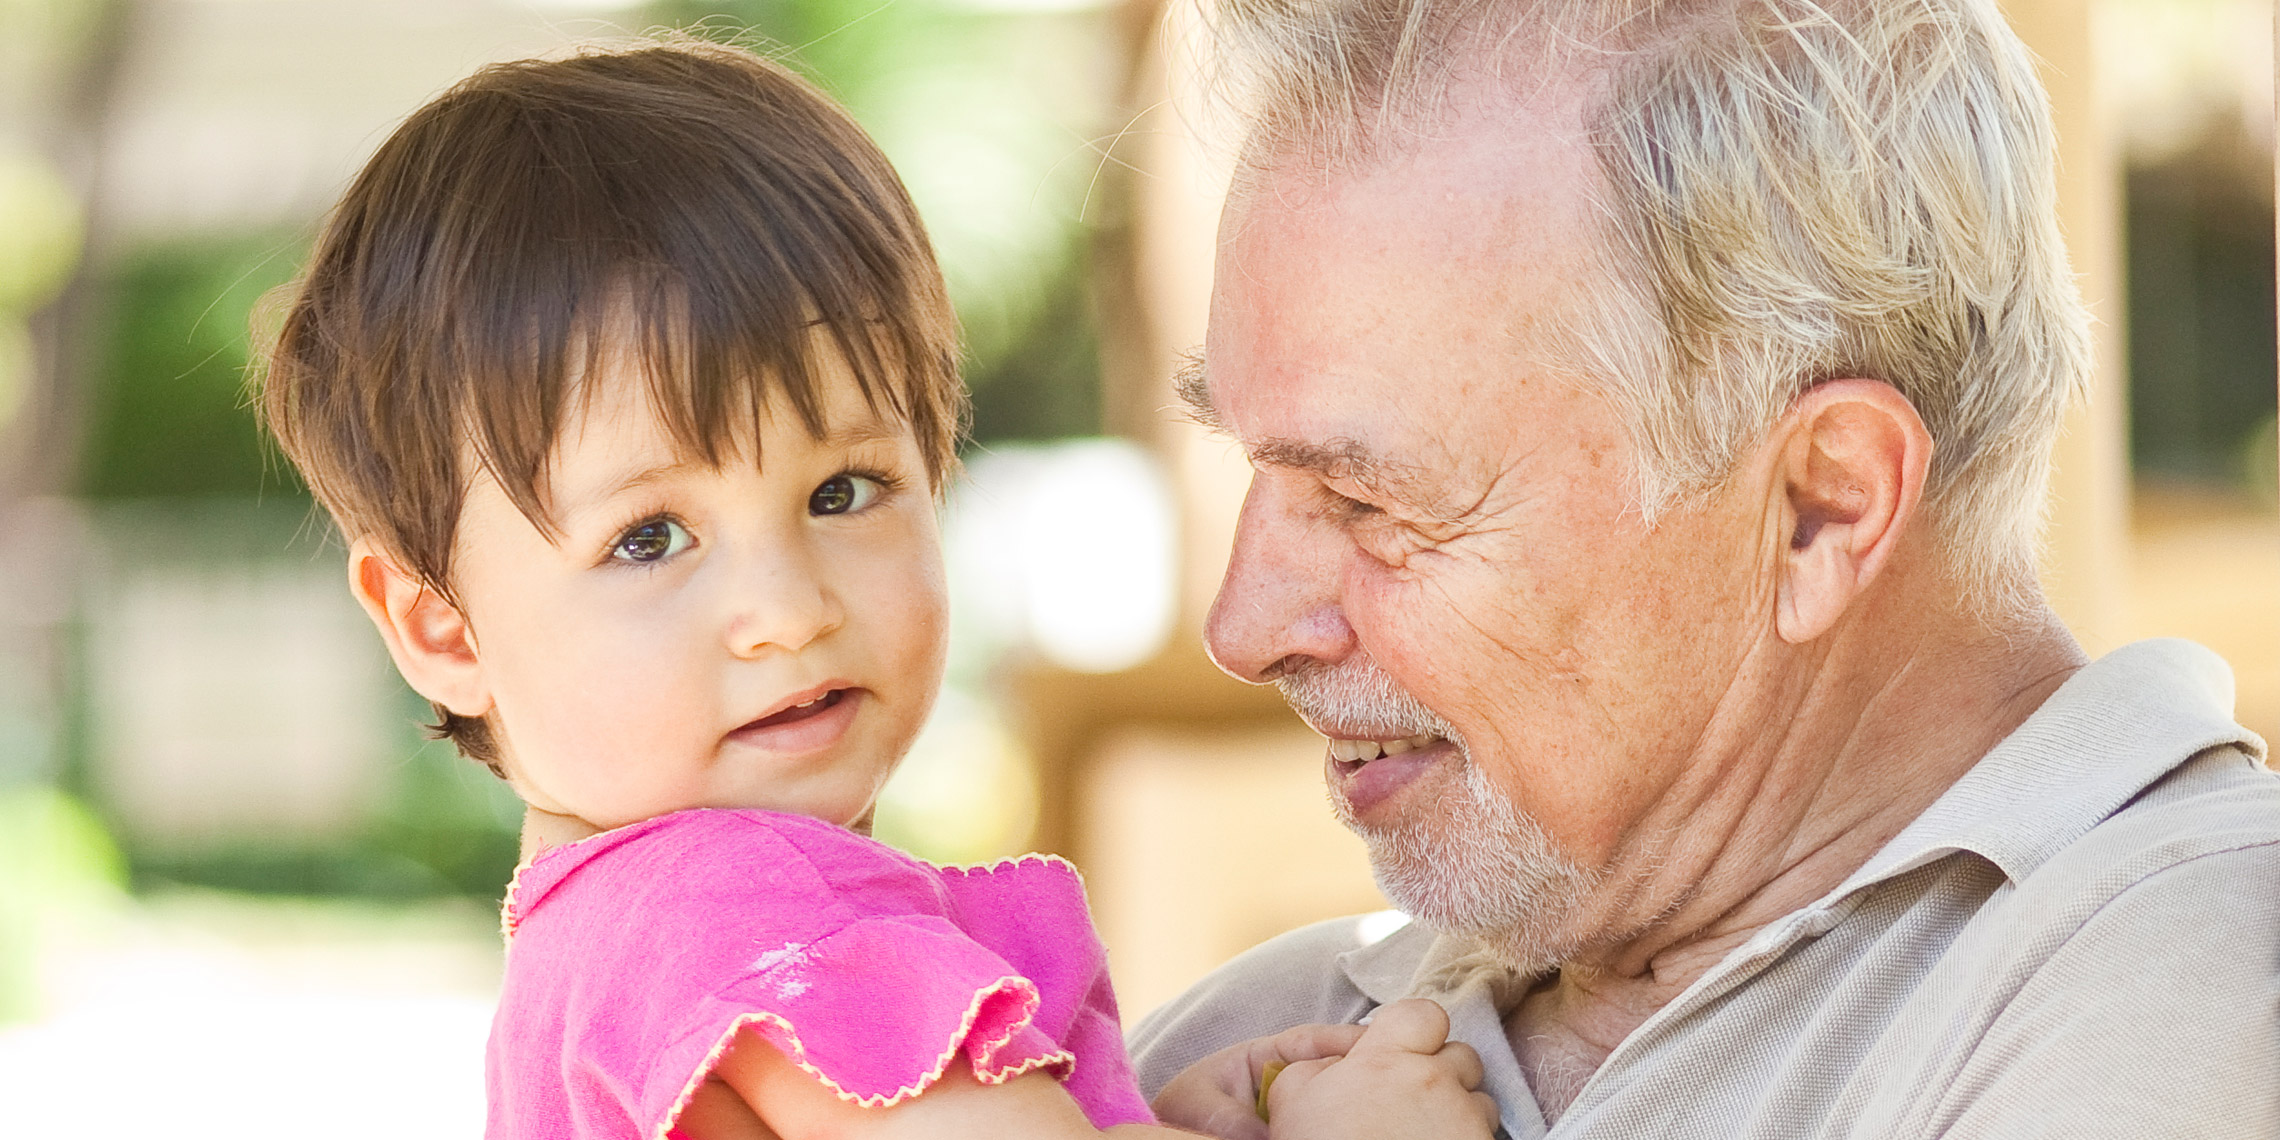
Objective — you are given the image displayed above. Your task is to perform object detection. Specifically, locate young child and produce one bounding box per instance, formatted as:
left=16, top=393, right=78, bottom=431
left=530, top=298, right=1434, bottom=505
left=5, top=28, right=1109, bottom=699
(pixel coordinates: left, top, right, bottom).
left=260, top=39, right=1497, bottom=1140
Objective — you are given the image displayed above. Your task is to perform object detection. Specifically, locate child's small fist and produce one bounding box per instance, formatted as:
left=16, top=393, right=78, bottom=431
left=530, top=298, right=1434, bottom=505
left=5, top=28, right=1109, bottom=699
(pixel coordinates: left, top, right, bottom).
left=1150, top=1022, right=1366, bottom=1140
left=1261, top=998, right=1499, bottom=1140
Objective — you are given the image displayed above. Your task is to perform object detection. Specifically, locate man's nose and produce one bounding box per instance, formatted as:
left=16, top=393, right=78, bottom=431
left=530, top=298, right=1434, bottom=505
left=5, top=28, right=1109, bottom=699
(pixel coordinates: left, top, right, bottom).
left=1203, top=478, right=1358, bottom=683
left=722, top=543, right=842, bottom=658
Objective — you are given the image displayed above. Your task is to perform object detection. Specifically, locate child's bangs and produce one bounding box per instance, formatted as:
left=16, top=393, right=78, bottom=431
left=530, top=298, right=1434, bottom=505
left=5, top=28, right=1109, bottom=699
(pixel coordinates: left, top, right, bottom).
left=428, top=48, right=962, bottom=535
left=461, top=279, right=951, bottom=539
left=611, top=269, right=927, bottom=468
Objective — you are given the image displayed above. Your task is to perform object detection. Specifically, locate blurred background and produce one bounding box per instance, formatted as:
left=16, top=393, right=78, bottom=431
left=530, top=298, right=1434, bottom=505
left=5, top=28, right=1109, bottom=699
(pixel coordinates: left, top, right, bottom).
left=0, top=0, right=2272, bottom=1134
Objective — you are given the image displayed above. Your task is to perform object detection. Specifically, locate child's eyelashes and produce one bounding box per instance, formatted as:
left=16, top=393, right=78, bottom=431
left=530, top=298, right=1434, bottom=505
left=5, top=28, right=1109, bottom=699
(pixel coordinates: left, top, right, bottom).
left=810, top=469, right=897, bottom=517
left=607, top=515, right=695, bottom=566
left=599, top=469, right=902, bottom=566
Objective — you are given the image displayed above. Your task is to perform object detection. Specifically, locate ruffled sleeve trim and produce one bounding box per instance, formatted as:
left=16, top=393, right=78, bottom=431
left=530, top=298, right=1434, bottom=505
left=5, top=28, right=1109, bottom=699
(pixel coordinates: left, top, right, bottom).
left=654, top=973, right=1076, bottom=1139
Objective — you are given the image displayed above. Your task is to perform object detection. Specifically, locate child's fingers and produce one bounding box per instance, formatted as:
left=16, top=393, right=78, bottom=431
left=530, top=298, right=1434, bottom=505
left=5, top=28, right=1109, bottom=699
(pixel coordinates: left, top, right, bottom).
left=1352, top=997, right=1452, bottom=1057
left=1252, top=1022, right=1366, bottom=1072
left=1435, top=1040, right=1486, bottom=1091
left=1261, top=1056, right=1335, bottom=1119
left=1468, top=1090, right=1502, bottom=1133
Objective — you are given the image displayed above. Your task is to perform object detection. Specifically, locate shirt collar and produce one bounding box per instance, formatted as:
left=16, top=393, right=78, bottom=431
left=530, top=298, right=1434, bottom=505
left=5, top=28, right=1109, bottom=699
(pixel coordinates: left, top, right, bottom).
left=1327, top=639, right=2258, bottom=1138
left=1335, top=915, right=1550, bottom=1138
left=1831, top=637, right=2261, bottom=894
left=1335, top=912, right=1436, bottom=1007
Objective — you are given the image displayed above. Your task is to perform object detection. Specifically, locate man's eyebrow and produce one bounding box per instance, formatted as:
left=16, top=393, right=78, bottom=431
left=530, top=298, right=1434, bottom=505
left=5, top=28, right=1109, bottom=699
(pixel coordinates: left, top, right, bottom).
left=1249, top=436, right=1437, bottom=510
left=1172, top=353, right=1442, bottom=512
left=1172, top=347, right=1220, bottom=431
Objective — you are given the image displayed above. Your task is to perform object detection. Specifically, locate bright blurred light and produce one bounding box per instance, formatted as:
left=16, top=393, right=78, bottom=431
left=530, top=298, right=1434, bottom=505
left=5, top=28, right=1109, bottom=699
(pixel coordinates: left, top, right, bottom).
left=0, top=986, right=491, bottom=1140
left=0, top=892, right=497, bottom=1140
left=873, top=688, right=1038, bottom=864
left=949, top=439, right=1179, bottom=674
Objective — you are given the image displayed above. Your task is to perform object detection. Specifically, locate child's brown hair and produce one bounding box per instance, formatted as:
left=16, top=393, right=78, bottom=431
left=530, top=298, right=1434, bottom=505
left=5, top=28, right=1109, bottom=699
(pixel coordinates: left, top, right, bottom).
left=261, top=39, right=965, bottom=768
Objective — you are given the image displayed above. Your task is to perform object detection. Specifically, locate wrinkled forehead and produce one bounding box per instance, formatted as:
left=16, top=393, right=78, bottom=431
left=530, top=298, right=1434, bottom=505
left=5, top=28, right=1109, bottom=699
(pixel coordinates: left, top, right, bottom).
left=1202, top=98, right=1612, bottom=430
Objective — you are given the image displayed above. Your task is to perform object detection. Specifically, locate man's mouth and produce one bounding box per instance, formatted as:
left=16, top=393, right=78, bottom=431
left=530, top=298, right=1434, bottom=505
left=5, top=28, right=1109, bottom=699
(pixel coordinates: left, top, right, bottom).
left=1326, top=733, right=1451, bottom=816
left=1327, top=732, right=1441, bottom=767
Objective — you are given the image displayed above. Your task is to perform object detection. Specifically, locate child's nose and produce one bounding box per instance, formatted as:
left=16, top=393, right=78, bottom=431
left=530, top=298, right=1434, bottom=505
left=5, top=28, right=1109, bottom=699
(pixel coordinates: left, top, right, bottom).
left=721, top=550, right=842, bottom=658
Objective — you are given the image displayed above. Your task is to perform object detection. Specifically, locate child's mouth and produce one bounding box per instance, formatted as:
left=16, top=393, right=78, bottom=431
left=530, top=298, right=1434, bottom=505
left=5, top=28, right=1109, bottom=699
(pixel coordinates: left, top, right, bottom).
left=726, top=687, right=862, bottom=756
left=746, top=688, right=848, bottom=731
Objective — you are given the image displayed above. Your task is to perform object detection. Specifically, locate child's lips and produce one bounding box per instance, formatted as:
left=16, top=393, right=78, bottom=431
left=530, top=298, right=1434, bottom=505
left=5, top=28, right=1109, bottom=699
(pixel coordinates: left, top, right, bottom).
left=728, top=687, right=861, bottom=754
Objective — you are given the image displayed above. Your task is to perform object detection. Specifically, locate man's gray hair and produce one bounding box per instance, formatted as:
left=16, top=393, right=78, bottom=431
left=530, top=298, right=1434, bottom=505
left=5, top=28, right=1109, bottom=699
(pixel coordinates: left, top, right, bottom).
left=1206, top=0, right=2092, bottom=616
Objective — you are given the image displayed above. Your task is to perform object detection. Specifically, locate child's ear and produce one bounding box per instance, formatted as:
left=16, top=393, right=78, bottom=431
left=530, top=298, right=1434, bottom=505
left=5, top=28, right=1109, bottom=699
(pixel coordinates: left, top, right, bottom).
left=346, top=537, right=494, bottom=719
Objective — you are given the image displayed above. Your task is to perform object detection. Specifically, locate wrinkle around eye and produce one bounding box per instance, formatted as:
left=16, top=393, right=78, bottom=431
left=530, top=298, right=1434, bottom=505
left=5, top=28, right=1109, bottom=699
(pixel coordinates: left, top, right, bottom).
left=1344, top=512, right=1439, bottom=572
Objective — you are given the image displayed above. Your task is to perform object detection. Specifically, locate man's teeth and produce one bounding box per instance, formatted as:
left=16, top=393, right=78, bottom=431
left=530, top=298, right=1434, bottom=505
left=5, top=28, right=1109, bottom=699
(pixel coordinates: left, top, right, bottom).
left=1327, top=733, right=1438, bottom=764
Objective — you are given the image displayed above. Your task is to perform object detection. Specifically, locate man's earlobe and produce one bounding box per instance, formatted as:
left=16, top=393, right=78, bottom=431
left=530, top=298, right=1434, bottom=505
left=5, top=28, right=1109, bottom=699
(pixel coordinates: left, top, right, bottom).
left=345, top=537, right=493, bottom=718
left=1772, top=379, right=1932, bottom=644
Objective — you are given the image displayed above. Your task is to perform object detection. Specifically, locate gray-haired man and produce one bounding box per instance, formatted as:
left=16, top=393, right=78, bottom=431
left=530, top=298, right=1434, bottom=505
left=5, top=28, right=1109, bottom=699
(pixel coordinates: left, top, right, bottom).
left=1131, top=1, right=2279, bottom=1136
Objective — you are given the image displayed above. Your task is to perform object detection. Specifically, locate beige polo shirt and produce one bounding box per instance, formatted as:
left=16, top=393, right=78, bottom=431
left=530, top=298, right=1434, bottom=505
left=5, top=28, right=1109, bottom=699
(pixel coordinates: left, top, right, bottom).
left=1128, top=640, right=2279, bottom=1139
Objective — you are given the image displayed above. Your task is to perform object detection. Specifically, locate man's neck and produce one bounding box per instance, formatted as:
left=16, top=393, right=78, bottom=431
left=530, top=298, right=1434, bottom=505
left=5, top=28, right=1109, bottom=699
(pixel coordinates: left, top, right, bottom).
left=1503, top=598, right=2085, bottom=1120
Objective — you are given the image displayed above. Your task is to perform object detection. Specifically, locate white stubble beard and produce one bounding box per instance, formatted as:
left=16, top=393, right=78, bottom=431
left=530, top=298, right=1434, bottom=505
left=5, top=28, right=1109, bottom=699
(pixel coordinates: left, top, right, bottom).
left=1278, top=655, right=1603, bottom=975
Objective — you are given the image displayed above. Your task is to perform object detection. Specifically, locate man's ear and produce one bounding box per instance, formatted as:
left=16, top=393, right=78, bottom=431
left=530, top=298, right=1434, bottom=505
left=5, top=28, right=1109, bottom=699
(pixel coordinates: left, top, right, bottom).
left=346, top=537, right=493, bottom=718
left=1769, top=379, right=1932, bottom=644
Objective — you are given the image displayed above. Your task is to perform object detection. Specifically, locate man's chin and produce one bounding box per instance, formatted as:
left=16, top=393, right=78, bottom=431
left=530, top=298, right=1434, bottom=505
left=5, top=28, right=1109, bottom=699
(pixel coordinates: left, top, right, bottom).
left=1342, top=786, right=1601, bottom=975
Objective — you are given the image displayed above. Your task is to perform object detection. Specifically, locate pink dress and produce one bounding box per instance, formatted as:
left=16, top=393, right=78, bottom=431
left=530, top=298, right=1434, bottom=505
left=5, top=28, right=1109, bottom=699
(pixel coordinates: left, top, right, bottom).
left=486, top=808, right=1156, bottom=1139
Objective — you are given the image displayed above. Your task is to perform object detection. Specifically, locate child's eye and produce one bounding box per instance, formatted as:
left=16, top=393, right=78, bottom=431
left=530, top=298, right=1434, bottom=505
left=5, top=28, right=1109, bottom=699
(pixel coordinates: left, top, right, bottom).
left=809, top=473, right=883, bottom=516
left=609, top=518, right=693, bottom=564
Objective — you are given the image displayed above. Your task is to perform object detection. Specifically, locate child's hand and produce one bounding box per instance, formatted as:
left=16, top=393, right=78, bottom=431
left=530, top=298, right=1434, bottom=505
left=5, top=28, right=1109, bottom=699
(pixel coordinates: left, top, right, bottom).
left=1262, top=998, right=1499, bottom=1140
left=1150, top=1022, right=1366, bottom=1140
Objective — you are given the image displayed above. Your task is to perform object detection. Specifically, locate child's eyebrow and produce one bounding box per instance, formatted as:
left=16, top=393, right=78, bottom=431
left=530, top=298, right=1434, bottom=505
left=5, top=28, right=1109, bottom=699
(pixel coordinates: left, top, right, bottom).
left=819, top=418, right=906, bottom=449
left=585, top=460, right=701, bottom=505
left=564, top=418, right=909, bottom=516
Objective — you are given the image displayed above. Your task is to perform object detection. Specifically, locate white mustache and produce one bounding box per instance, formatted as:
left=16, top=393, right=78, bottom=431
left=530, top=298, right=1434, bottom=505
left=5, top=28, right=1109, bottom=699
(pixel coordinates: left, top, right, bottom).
left=1275, top=656, right=1462, bottom=746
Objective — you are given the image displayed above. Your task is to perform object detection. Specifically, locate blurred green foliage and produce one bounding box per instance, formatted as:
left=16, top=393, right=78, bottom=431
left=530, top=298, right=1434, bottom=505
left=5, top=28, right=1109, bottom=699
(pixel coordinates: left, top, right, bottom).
left=0, top=153, right=81, bottom=434
left=0, top=786, right=124, bottom=1024
left=65, top=502, right=524, bottom=903
left=2243, top=415, right=2278, bottom=509
left=77, top=233, right=307, bottom=499
left=122, top=742, right=523, bottom=901
left=0, top=154, right=80, bottom=315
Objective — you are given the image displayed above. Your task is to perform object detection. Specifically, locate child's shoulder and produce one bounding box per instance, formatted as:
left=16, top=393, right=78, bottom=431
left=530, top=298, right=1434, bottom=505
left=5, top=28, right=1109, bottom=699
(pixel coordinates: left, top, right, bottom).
left=505, top=808, right=1084, bottom=936
left=507, top=809, right=882, bottom=912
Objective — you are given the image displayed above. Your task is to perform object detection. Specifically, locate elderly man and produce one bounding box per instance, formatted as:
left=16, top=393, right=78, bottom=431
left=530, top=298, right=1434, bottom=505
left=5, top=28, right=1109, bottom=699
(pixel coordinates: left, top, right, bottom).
left=1128, top=0, right=2279, bottom=1137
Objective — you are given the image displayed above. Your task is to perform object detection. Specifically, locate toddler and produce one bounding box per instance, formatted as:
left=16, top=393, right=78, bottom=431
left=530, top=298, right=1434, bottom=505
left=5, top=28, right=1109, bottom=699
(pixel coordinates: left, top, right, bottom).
left=260, top=39, right=1496, bottom=1140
